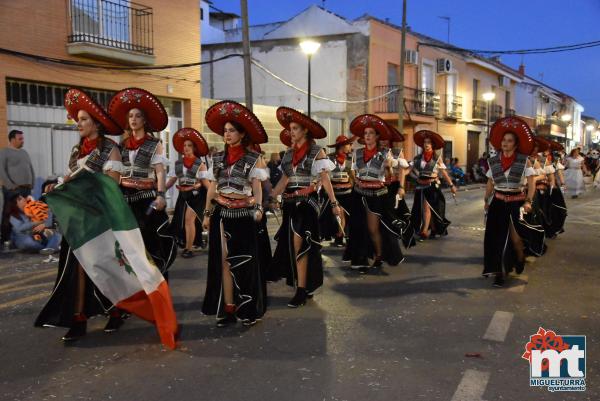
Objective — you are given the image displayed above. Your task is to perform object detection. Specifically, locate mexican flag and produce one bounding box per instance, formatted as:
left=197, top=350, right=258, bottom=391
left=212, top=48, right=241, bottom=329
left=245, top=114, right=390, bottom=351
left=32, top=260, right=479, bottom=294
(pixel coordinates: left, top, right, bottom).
left=45, top=170, right=178, bottom=349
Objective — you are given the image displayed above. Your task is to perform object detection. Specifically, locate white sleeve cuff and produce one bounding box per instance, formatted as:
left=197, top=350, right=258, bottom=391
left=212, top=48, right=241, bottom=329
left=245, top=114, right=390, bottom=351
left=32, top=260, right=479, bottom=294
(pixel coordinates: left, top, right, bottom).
left=311, top=158, right=336, bottom=175
left=103, top=160, right=123, bottom=173
left=249, top=167, right=269, bottom=181
left=199, top=167, right=215, bottom=181
left=151, top=154, right=169, bottom=166
left=437, top=156, right=447, bottom=170
left=398, top=158, right=409, bottom=168
left=524, top=167, right=536, bottom=177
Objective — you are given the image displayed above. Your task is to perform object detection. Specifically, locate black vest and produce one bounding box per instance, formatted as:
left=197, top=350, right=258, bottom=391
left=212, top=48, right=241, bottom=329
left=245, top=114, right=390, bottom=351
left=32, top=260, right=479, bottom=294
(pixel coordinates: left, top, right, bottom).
left=328, top=153, right=352, bottom=182
left=174, top=157, right=205, bottom=186
left=212, top=150, right=260, bottom=194
left=281, top=143, right=322, bottom=189
left=488, top=153, right=528, bottom=190
left=354, top=147, right=388, bottom=180
left=120, top=136, right=160, bottom=178
left=413, top=153, right=440, bottom=178
left=68, top=138, right=117, bottom=173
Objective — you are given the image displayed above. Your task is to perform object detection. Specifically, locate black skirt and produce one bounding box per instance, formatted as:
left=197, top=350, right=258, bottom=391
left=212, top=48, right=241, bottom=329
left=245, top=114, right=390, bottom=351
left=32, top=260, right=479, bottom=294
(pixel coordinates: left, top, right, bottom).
left=34, top=238, right=112, bottom=328
left=270, top=193, right=323, bottom=294
left=319, top=190, right=352, bottom=240
left=121, top=188, right=177, bottom=275
left=201, top=205, right=266, bottom=320
left=411, top=182, right=451, bottom=236
left=346, top=189, right=404, bottom=268
left=168, top=187, right=207, bottom=248
left=256, top=212, right=272, bottom=300
left=548, top=187, right=567, bottom=237
left=386, top=181, right=416, bottom=249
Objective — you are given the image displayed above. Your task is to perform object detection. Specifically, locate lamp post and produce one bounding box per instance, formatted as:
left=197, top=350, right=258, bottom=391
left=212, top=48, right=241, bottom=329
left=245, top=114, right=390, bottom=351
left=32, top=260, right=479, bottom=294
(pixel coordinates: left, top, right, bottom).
left=299, top=40, right=321, bottom=118
left=560, top=113, right=571, bottom=150
left=482, top=92, right=496, bottom=153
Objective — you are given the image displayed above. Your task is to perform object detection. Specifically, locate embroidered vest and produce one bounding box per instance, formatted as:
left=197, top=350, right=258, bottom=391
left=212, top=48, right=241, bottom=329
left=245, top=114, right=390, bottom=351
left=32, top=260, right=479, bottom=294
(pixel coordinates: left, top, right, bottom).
left=175, top=157, right=205, bottom=186
left=328, top=153, right=351, bottom=182
left=212, top=150, right=260, bottom=194
left=488, top=153, right=527, bottom=190
left=354, top=147, right=388, bottom=180
left=120, top=136, right=160, bottom=179
left=413, top=153, right=439, bottom=178
left=281, top=143, right=322, bottom=188
left=68, top=138, right=117, bottom=173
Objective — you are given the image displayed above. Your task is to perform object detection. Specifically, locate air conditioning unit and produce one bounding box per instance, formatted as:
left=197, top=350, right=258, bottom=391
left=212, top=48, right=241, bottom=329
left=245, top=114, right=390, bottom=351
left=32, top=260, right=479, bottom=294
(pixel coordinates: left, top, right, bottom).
left=436, top=58, right=452, bottom=74
left=405, top=50, right=418, bottom=65
left=498, top=76, right=510, bottom=87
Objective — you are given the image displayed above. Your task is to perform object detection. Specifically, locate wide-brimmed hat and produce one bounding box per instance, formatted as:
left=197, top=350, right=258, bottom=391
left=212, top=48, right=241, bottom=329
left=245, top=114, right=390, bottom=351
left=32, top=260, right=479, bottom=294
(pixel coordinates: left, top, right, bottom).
left=532, top=136, right=551, bottom=154
left=414, top=130, right=445, bottom=150
left=490, top=116, right=535, bottom=155
left=172, top=128, right=209, bottom=157
left=108, top=87, right=168, bottom=132
left=548, top=139, right=565, bottom=152
left=280, top=129, right=292, bottom=147
left=205, top=100, right=268, bottom=144
left=349, top=114, right=392, bottom=141
left=276, top=107, right=327, bottom=139
left=64, top=88, right=121, bottom=135
left=387, top=124, right=405, bottom=143
left=326, top=134, right=355, bottom=148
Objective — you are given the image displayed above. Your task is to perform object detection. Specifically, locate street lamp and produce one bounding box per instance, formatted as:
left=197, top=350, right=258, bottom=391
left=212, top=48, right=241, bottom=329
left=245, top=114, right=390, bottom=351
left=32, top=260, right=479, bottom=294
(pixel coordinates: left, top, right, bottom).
left=482, top=92, right=496, bottom=153
left=300, top=40, right=321, bottom=117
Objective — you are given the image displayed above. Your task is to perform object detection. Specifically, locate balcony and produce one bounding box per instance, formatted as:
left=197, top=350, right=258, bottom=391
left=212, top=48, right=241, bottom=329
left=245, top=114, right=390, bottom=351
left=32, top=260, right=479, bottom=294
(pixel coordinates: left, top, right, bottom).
left=67, top=0, right=155, bottom=65
left=535, top=114, right=567, bottom=137
left=374, top=85, right=439, bottom=117
left=439, top=94, right=463, bottom=120
left=490, top=104, right=503, bottom=122
left=472, top=100, right=486, bottom=120
left=506, top=108, right=516, bottom=117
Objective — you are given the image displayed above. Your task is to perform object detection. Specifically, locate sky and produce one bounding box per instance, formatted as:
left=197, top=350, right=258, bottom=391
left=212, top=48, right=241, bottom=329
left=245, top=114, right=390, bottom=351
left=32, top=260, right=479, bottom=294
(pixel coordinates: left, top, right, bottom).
left=209, top=0, right=600, bottom=118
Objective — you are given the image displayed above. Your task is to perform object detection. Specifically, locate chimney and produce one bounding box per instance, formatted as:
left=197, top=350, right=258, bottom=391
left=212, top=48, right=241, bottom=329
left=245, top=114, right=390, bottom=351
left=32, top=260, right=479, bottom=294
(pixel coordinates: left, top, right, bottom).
left=518, top=63, right=525, bottom=76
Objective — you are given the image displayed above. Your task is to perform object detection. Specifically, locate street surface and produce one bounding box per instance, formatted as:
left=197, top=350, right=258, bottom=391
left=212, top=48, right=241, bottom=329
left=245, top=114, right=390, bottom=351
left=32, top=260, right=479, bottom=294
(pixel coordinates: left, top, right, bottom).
left=1, top=186, right=598, bottom=401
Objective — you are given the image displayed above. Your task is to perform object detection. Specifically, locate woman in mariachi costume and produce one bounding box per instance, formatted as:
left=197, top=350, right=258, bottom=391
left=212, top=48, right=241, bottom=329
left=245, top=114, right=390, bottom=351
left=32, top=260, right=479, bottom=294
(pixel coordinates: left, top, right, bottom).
left=409, top=130, right=456, bottom=240
left=346, top=114, right=405, bottom=274
left=319, top=134, right=355, bottom=247
left=270, top=107, right=340, bottom=307
left=201, top=100, right=270, bottom=327
left=528, top=136, right=556, bottom=239
left=35, top=88, right=125, bottom=341
left=540, top=140, right=567, bottom=237
left=166, top=128, right=210, bottom=258
left=482, top=117, right=542, bottom=287
left=108, top=88, right=177, bottom=277
left=384, top=124, right=415, bottom=249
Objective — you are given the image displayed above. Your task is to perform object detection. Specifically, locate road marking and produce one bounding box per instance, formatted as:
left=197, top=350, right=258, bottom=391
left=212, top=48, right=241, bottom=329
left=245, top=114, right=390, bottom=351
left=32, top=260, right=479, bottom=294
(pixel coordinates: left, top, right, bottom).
left=507, top=275, right=528, bottom=293
left=483, top=311, right=514, bottom=342
left=0, top=267, right=55, bottom=282
left=0, top=271, right=55, bottom=291
left=450, top=369, right=490, bottom=401
left=0, top=291, right=50, bottom=310
left=0, top=281, right=53, bottom=295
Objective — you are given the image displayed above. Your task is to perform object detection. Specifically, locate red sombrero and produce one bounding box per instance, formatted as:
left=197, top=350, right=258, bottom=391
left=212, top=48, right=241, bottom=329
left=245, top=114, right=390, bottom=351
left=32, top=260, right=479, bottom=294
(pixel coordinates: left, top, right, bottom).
left=276, top=107, right=327, bottom=139
left=548, top=139, right=565, bottom=152
left=251, top=143, right=262, bottom=153
left=172, top=128, right=209, bottom=157
left=532, top=136, right=551, bottom=154
left=205, top=100, right=268, bottom=144
left=489, top=116, right=535, bottom=155
left=64, top=88, right=121, bottom=135
left=280, top=129, right=292, bottom=147
left=326, top=134, right=355, bottom=148
left=108, top=88, right=168, bottom=132
left=387, top=124, right=405, bottom=143
left=414, top=130, right=445, bottom=150
left=349, top=114, right=392, bottom=141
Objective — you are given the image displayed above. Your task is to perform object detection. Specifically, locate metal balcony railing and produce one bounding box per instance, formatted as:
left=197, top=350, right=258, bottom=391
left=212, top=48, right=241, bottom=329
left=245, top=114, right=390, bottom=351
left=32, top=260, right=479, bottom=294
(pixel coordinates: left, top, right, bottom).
left=506, top=108, right=516, bottom=117
left=374, top=85, right=439, bottom=116
left=490, top=104, right=503, bottom=122
left=440, top=94, right=463, bottom=120
left=68, top=0, right=154, bottom=55
left=472, top=100, right=487, bottom=120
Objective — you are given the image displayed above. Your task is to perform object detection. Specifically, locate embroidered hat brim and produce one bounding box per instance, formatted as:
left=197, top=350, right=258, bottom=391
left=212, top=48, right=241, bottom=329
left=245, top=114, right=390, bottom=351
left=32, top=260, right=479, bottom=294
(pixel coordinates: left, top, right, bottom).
left=276, top=106, right=327, bottom=139
left=349, top=114, right=393, bottom=141
left=64, top=88, right=122, bottom=135
left=173, top=128, right=209, bottom=157
left=108, top=87, right=168, bottom=132
left=205, top=100, right=268, bottom=144
left=489, top=116, right=535, bottom=155
left=414, top=130, right=445, bottom=150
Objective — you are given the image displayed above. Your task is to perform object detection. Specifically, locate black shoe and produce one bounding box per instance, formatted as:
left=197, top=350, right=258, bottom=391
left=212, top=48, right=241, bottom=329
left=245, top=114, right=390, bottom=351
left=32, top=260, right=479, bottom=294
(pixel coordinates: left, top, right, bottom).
left=62, top=321, right=87, bottom=342
left=287, top=287, right=308, bottom=308
left=370, top=257, right=384, bottom=274
left=515, top=259, right=525, bottom=275
left=216, top=313, right=237, bottom=327
left=104, top=315, right=125, bottom=333
left=333, top=236, right=344, bottom=247
left=493, top=275, right=505, bottom=288
left=242, top=317, right=258, bottom=327
left=181, top=249, right=194, bottom=258
left=358, top=266, right=370, bottom=274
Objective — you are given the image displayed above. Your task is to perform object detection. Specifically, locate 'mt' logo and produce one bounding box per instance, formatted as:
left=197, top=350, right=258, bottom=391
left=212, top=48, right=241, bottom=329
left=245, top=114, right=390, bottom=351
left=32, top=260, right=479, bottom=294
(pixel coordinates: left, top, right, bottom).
left=522, top=327, right=586, bottom=378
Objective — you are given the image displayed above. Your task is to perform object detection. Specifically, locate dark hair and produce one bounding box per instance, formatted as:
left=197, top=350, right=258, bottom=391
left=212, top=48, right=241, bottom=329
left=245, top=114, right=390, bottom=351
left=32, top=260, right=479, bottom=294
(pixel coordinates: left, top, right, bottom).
left=7, top=194, right=25, bottom=220
left=224, top=120, right=251, bottom=148
left=78, top=114, right=106, bottom=152
left=9, top=130, right=23, bottom=141
left=125, top=108, right=155, bottom=137
left=569, top=148, right=579, bottom=157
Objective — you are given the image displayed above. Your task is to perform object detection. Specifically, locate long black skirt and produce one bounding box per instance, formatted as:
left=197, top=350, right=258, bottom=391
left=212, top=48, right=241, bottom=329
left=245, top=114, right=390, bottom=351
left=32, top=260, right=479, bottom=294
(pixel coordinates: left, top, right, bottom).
left=34, top=238, right=112, bottom=328
left=483, top=197, right=546, bottom=276
left=386, top=181, right=416, bottom=249
left=523, top=194, right=548, bottom=256
left=257, top=212, right=272, bottom=301
left=411, top=183, right=451, bottom=237
left=346, top=190, right=404, bottom=268
left=168, top=188, right=207, bottom=248
left=201, top=206, right=265, bottom=320
left=270, top=194, right=323, bottom=294
left=548, top=187, right=567, bottom=237
left=122, top=189, right=177, bottom=276
left=319, top=190, right=352, bottom=240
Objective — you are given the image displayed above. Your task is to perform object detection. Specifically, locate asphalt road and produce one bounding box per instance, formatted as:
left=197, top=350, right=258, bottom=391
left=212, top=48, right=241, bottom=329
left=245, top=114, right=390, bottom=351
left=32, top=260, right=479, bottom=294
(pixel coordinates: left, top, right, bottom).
left=0, top=186, right=598, bottom=401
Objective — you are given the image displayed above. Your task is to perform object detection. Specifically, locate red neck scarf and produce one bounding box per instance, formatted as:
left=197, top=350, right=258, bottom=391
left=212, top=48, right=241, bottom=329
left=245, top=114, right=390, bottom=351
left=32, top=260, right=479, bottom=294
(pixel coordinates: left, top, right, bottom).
left=226, top=144, right=245, bottom=165
left=501, top=152, right=517, bottom=172
left=79, top=137, right=98, bottom=158
left=125, top=134, right=147, bottom=150
left=363, top=146, right=378, bottom=163
left=183, top=155, right=196, bottom=169
left=336, top=152, right=346, bottom=166
left=292, top=141, right=310, bottom=167
left=423, top=150, right=434, bottom=163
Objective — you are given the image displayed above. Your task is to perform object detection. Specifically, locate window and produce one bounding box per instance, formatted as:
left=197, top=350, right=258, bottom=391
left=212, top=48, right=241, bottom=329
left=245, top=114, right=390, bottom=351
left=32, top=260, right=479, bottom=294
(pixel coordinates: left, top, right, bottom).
left=505, top=91, right=511, bottom=112
left=200, top=8, right=204, bottom=20
left=54, top=88, right=63, bottom=106
left=6, top=81, right=12, bottom=102
left=443, top=141, right=453, bottom=160
left=29, top=84, right=39, bottom=104
left=172, top=101, right=182, bottom=118
left=20, top=83, right=27, bottom=103
left=38, top=85, right=47, bottom=105
left=473, top=79, right=479, bottom=101
left=46, top=86, right=54, bottom=106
